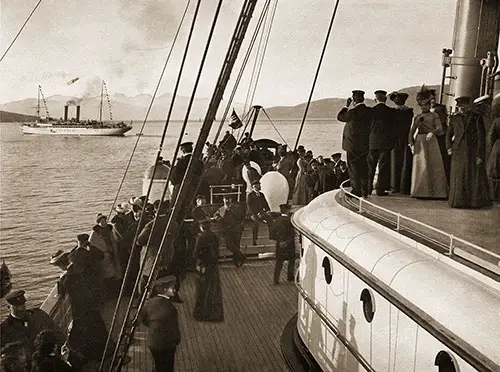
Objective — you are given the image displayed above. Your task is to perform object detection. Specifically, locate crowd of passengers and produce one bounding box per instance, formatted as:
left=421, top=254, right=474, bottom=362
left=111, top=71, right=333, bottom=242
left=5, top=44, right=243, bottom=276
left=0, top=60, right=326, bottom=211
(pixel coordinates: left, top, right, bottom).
left=2, top=89, right=499, bottom=372
left=336, top=87, right=500, bottom=207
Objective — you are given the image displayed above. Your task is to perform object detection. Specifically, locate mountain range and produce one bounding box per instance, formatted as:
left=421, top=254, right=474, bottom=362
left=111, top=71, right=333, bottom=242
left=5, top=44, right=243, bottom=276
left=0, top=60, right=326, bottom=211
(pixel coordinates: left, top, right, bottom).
left=0, top=84, right=438, bottom=122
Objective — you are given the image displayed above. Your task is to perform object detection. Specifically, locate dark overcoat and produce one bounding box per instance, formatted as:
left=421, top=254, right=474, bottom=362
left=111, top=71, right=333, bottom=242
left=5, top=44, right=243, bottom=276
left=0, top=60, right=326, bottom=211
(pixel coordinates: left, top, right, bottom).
left=337, top=104, right=372, bottom=154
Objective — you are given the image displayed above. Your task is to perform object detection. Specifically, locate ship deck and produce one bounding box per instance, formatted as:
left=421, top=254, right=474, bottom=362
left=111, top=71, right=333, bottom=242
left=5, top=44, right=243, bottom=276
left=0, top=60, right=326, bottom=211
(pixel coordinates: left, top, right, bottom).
left=341, top=192, right=500, bottom=277
left=102, top=260, right=298, bottom=372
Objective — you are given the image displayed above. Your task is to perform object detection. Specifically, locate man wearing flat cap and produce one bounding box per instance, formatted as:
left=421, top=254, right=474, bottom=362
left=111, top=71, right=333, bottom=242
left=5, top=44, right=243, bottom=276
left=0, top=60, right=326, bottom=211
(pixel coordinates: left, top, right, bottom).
left=389, top=92, right=414, bottom=194
left=140, top=275, right=181, bottom=372
left=1, top=289, right=63, bottom=361
left=446, top=96, right=491, bottom=208
left=337, top=90, right=372, bottom=197
left=367, top=90, right=396, bottom=196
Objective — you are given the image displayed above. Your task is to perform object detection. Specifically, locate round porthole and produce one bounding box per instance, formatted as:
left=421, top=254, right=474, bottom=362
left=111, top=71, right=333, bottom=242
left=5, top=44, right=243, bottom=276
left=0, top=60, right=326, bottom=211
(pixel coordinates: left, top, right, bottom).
left=434, top=351, right=458, bottom=372
left=321, top=257, right=333, bottom=284
left=360, top=288, right=375, bottom=323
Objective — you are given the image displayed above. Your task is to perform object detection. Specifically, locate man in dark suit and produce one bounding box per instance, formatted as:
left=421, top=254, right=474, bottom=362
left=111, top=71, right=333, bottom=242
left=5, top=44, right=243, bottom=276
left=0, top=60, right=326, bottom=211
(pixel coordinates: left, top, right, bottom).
left=331, top=152, right=349, bottom=189
left=1, top=290, right=63, bottom=363
left=337, top=90, right=372, bottom=197
left=430, top=89, right=450, bottom=184
left=247, top=181, right=273, bottom=246
left=367, top=90, right=396, bottom=196
left=214, top=195, right=246, bottom=267
left=170, top=142, right=204, bottom=218
left=389, top=92, right=414, bottom=193
left=137, top=203, right=182, bottom=302
left=269, top=204, right=296, bottom=285
left=140, top=276, right=181, bottom=372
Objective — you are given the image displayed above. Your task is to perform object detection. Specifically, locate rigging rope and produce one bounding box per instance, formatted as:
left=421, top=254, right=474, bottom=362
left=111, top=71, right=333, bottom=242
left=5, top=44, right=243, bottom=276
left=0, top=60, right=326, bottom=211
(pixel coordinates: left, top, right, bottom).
left=104, top=0, right=191, bottom=220
left=0, top=0, right=43, bottom=63
left=293, top=0, right=341, bottom=150
left=103, top=81, right=113, bottom=120
left=112, top=6, right=226, bottom=368
left=246, top=0, right=277, bottom=114
left=212, top=0, right=272, bottom=144
left=99, top=1, right=193, bottom=370
left=108, top=0, right=257, bottom=369
left=243, top=0, right=277, bottom=117
left=262, top=108, right=288, bottom=147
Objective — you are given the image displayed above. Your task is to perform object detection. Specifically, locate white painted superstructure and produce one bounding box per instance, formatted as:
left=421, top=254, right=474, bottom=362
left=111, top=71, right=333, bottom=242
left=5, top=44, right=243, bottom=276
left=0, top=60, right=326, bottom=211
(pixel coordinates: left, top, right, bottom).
left=292, top=191, right=500, bottom=372
left=22, top=124, right=131, bottom=136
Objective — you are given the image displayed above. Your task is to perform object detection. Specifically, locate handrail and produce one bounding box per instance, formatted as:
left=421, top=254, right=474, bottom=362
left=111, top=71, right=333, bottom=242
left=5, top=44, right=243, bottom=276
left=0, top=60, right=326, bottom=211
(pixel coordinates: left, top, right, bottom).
left=338, top=181, right=500, bottom=271
left=294, top=280, right=376, bottom=372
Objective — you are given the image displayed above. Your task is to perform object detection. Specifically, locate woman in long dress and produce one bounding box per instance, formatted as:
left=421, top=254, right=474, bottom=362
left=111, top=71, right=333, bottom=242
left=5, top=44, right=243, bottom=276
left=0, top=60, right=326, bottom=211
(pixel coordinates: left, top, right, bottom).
left=447, top=96, right=491, bottom=208
left=408, top=98, right=448, bottom=199
left=487, top=115, right=500, bottom=201
left=193, top=220, right=224, bottom=322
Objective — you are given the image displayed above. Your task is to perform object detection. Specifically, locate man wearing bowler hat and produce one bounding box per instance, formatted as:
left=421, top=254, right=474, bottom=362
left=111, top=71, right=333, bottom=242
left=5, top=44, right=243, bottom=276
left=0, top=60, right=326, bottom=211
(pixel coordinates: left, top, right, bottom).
left=367, top=90, right=396, bottom=196
left=140, top=275, right=181, bottom=372
left=337, top=90, right=372, bottom=197
left=246, top=181, right=273, bottom=246
left=1, top=290, right=63, bottom=357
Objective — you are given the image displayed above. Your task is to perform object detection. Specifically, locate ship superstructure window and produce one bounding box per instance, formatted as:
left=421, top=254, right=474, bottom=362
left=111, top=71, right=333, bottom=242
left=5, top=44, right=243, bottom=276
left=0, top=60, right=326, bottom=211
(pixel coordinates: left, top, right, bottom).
left=360, top=289, right=375, bottom=323
left=434, top=351, right=458, bottom=372
left=321, top=257, right=333, bottom=284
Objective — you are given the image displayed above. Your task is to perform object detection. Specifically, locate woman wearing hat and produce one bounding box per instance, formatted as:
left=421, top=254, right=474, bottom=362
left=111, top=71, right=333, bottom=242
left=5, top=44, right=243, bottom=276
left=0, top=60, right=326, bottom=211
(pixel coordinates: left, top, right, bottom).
left=446, top=96, right=491, bottom=208
left=408, top=88, right=448, bottom=199
left=193, top=220, right=224, bottom=322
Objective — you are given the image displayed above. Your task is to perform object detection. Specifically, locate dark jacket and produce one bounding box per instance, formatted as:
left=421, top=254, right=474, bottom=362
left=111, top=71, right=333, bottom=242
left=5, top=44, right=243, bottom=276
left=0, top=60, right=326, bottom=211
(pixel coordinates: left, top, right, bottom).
left=394, top=106, right=414, bottom=148
left=247, top=191, right=270, bottom=216
left=141, top=295, right=181, bottom=350
left=170, top=154, right=203, bottom=186
left=269, top=215, right=295, bottom=260
left=337, top=103, right=372, bottom=153
left=194, top=230, right=219, bottom=265
left=214, top=205, right=245, bottom=232
left=446, top=111, right=486, bottom=160
left=369, top=103, right=396, bottom=150
left=0, top=309, right=63, bottom=350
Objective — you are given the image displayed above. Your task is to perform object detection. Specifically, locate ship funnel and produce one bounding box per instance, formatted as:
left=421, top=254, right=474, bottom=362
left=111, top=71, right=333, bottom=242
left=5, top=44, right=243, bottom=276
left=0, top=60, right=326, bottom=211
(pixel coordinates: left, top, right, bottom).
left=64, top=105, right=69, bottom=121
left=76, top=106, right=81, bottom=122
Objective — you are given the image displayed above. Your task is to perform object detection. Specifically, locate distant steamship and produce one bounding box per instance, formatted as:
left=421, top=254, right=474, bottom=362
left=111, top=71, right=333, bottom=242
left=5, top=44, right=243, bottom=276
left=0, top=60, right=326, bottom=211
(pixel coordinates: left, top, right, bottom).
left=22, top=85, right=132, bottom=136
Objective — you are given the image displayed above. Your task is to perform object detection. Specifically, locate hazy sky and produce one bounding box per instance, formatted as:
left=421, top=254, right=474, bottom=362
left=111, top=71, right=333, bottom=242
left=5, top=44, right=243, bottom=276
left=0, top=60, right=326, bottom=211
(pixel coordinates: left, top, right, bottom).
left=0, top=0, right=458, bottom=106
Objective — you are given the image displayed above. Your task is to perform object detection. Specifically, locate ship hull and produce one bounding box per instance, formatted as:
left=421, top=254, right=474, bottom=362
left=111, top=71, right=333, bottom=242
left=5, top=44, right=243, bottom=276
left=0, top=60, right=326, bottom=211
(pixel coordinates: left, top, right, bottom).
left=22, top=125, right=131, bottom=136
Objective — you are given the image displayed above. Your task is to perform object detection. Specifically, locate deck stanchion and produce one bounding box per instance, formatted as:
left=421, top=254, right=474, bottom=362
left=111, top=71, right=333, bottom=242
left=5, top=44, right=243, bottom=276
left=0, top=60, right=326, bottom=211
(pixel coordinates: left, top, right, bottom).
left=449, top=234, right=455, bottom=257
left=396, top=214, right=401, bottom=231
left=358, top=197, right=363, bottom=213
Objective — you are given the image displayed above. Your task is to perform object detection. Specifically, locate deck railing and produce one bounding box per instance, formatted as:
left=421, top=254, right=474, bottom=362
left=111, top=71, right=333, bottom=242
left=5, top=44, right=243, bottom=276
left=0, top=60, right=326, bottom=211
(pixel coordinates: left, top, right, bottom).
left=339, top=181, right=500, bottom=277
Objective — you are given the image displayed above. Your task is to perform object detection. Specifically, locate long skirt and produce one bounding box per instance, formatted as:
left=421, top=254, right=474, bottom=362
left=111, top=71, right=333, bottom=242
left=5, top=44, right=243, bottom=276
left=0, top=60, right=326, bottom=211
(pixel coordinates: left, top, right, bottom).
left=449, top=141, right=492, bottom=208
left=193, top=264, right=224, bottom=322
left=292, top=173, right=308, bottom=205
left=486, top=139, right=500, bottom=201
left=410, top=134, right=448, bottom=198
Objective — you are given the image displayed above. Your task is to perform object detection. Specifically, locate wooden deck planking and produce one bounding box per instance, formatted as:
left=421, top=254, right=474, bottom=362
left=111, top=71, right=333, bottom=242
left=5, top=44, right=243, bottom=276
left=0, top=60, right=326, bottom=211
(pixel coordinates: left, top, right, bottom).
left=122, top=260, right=297, bottom=371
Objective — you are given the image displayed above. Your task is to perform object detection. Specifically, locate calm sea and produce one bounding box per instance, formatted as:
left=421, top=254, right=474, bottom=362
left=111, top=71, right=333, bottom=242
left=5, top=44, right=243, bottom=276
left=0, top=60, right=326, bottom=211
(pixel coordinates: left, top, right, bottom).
left=0, top=119, right=343, bottom=317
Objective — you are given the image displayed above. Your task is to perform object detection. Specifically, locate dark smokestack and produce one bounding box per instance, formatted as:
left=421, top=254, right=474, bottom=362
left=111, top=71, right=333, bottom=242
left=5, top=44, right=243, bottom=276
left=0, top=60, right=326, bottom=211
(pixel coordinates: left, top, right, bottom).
left=64, top=105, right=69, bottom=121
left=76, top=106, right=81, bottom=122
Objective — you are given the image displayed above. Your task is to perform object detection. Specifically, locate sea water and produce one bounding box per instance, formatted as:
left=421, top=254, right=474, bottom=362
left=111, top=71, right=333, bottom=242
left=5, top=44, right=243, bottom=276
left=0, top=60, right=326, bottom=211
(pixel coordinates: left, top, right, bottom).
left=0, top=119, right=343, bottom=317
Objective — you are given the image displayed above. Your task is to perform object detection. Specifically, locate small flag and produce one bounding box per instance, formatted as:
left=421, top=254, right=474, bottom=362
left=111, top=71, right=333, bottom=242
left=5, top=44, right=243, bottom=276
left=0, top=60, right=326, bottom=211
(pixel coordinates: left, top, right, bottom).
left=229, top=109, right=243, bottom=129
left=66, top=77, right=80, bottom=85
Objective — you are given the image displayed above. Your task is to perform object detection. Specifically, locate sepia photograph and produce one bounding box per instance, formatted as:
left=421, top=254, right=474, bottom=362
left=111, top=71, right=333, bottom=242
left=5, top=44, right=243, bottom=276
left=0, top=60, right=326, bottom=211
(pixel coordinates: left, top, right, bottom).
left=1, top=0, right=499, bottom=371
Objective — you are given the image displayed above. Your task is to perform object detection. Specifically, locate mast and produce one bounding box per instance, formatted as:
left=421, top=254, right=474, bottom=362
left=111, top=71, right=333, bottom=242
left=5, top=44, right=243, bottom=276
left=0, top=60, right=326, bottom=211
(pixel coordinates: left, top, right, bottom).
left=248, top=104, right=262, bottom=138
left=36, top=85, right=40, bottom=118
left=99, top=81, right=104, bottom=124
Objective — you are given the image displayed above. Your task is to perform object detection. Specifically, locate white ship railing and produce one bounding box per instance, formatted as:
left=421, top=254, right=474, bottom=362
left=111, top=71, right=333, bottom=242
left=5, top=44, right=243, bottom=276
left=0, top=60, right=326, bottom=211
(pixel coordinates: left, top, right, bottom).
left=339, top=181, right=500, bottom=277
